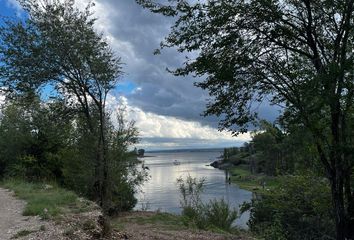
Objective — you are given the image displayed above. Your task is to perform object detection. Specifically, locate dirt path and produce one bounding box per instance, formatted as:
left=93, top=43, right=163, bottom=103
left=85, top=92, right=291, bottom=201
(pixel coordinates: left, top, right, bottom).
left=0, top=187, right=65, bottom=240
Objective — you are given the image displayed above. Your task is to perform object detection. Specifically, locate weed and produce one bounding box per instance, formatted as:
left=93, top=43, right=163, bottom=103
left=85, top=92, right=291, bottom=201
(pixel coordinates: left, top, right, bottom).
left=11, top=229, right=36, bottom=239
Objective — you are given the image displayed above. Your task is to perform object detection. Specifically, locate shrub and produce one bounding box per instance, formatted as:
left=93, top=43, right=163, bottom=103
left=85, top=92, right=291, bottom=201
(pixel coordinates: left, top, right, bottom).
left=177, top=175, right=237, bottom=232
left=205, top=199, right=237, bottom=231
left=242, top=174, right=335, bottom=239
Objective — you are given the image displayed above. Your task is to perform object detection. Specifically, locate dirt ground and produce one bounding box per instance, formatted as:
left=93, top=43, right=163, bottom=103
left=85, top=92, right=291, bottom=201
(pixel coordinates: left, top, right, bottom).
left=114, top=211, right=254, bottom=240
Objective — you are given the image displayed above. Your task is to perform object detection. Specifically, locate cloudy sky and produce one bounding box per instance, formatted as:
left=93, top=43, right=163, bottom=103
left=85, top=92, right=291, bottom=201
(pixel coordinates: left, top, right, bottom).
left=0, top=0, right=280, bottom=150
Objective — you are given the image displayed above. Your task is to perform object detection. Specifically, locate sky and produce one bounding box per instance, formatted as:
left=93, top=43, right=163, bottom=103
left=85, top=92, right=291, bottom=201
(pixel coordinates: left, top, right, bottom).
left=0, top=0, right=280, bottom=150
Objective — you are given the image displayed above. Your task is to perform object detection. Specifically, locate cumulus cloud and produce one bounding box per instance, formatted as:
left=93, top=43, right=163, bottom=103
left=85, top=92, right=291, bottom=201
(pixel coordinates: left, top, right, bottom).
left=107, top=95, right=251, bottom=150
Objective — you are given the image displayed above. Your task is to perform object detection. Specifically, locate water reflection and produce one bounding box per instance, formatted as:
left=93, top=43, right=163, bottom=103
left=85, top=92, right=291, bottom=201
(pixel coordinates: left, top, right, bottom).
left=134, top=150, right=252, bottom=228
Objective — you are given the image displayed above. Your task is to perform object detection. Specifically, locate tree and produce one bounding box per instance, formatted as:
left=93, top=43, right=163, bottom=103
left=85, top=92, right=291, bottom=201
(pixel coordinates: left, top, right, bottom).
left=0, top=95, right=72, bottom=180
left=137, top=149, right=145, bottom=157
left=0, top=0, right=122, bottom=234
left=242, top=174, right=335, bottom=239
left=106, top=107, right=146, bottom=214
left=136, top=1, right=354, bottom=239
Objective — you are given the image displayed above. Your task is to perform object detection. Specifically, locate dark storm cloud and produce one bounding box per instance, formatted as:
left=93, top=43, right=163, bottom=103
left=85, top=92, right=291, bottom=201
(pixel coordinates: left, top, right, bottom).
left=97, top=0, right=279, bottom=127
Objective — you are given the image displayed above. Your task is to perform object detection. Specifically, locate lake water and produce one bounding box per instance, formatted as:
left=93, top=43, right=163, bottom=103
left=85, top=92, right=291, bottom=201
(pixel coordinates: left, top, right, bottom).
left=134, top=149, right=253, bottom=228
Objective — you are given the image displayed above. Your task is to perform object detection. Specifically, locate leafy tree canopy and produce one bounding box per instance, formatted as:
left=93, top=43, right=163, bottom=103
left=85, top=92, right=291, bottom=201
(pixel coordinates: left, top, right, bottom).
left=136, top=1, right=354, bottom=239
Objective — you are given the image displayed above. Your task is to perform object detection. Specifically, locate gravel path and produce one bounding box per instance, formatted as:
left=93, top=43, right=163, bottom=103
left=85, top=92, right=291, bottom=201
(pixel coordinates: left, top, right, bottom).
left=0, top=187, right=40, bottom=239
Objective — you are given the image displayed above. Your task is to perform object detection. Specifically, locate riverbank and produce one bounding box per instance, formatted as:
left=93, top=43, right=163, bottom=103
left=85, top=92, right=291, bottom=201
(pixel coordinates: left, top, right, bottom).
left=0, top=179, right=255, bottom=240
left=209, top=158, right=281, bottom=194
left=228, top=165, right=281, bottom=194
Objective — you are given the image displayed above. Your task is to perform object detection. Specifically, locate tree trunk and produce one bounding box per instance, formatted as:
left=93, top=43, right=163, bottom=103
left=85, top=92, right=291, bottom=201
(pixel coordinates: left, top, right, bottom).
left=98, top=105, right=111, bottom=236
left=330, top=174, right=346, bottom=240
left=343, top=168, right=354, bottom=239
left=329, top=94, right=353, bottom=240
left=329, top=150, right=354, bottom=239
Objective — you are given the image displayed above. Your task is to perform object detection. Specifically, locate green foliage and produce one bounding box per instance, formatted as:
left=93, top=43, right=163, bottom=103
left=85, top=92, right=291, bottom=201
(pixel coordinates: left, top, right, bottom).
left=242, top=174, right=335, bottom=239
left=223, top=121, right=318, bottom=177
left=177, top=174, right=205, bottom=209
left=177, top=175, right=237, bottom=232
left=204, top=199, right=238, bottom=232
left=0, top=99, right=71, bottom=180
left=0, top=98, right=145, bottom=215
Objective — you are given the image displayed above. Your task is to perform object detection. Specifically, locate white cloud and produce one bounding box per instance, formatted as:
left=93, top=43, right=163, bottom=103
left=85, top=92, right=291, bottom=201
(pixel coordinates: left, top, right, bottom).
left=106, top=95, right=251, bottom=149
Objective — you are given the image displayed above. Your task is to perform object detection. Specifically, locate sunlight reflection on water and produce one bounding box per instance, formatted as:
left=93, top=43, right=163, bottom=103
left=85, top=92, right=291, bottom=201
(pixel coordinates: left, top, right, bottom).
left=134, top=150, right=252, bottom=229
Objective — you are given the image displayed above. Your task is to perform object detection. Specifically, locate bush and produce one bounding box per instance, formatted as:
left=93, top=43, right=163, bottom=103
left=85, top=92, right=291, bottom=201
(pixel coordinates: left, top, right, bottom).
left=108, top=180, right=138, bottom=214
left=177, top=175, right=237, bottom=232
left=205, top=199, right=237, bottom=231
left=181, top=205, right=207, bottom=229
left=242, top=174, right=335, bottom=239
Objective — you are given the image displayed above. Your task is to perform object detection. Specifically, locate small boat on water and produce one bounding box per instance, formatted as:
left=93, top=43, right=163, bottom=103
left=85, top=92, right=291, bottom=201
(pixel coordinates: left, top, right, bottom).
left=173, top=160, right=181, bottom=165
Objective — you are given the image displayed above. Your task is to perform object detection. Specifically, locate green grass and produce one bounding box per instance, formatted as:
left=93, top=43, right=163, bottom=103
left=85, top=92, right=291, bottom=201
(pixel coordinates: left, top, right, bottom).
left=229, top=165, right=281, bottom=194
left=0, top=179, right=79, bottom=219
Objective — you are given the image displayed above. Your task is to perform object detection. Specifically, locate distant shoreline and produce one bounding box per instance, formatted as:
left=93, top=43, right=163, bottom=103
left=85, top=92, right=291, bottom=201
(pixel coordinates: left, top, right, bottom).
left=146, top=148, right=224, bottom=153
left=139, top=155, right=156, bottom=158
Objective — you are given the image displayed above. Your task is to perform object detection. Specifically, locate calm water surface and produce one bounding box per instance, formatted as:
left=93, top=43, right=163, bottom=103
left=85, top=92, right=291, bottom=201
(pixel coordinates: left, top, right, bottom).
left=134, top=150, right=252, bottom=228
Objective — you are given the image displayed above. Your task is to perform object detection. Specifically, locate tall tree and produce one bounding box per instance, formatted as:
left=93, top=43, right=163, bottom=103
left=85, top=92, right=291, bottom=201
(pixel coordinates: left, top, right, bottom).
left=0, top=0, right=121, bottom=234
left=136, top=0, right=354, bottom=239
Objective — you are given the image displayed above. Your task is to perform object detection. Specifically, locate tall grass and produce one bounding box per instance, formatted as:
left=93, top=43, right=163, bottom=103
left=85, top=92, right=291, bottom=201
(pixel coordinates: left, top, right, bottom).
left=205, top=199, right=238, bottom=231
left=177, top=175, right=238, bottom=232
